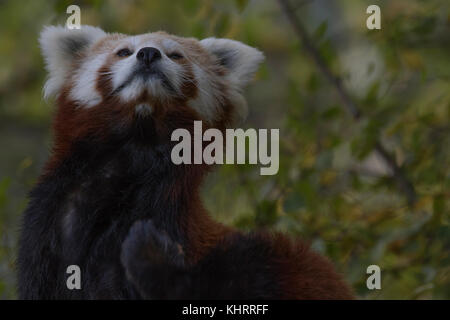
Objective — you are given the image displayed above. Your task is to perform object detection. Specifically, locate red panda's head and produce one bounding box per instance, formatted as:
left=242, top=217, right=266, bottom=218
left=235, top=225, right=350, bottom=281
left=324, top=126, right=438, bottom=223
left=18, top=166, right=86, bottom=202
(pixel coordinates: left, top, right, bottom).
left=40, top=26, right=264, bottom=148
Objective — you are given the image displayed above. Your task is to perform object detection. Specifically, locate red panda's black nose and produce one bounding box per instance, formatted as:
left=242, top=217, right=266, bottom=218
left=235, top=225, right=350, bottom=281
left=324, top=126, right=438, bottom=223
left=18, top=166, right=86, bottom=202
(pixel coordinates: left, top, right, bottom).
left=136, top=47, right=162, bottom=66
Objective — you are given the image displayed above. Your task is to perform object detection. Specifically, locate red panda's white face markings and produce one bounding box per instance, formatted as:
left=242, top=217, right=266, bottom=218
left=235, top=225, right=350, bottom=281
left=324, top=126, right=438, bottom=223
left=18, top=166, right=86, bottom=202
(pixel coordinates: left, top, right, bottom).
left=40, top=25, right=264, bottom=127
left=106, top=34, right=194, bottom=104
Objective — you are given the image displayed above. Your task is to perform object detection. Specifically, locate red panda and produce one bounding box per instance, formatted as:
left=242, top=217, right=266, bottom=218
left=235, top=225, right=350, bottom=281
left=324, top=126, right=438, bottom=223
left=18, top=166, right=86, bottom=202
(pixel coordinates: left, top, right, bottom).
left=17, top=25, right=354, bottom=299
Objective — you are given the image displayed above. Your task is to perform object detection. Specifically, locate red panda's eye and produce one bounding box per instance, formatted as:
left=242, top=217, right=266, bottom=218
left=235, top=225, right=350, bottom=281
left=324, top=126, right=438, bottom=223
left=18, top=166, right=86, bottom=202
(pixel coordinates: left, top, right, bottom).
left=116, top=48, right=133, bottom=57
left=168, top=52, right=184, bottom=60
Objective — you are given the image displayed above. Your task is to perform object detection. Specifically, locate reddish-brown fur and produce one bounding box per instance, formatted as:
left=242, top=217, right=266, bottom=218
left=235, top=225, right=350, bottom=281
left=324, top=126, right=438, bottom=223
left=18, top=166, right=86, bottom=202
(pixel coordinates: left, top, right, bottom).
left=36, top=30, right=354, bottom=299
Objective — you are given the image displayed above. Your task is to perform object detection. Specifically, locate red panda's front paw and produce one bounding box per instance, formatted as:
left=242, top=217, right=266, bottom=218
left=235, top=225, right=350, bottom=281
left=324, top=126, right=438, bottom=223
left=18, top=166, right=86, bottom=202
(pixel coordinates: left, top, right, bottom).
left=121, top=220, right=185, bottom=280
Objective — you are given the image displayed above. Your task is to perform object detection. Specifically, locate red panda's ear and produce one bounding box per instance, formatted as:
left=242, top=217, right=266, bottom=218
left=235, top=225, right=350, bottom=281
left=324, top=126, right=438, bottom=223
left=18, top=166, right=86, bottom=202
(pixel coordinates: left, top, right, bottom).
left=198, top=38, right=264, bottom=124
left=39, top=25, right=107, bottom=99
left=200, top=38, right=264, bottom=89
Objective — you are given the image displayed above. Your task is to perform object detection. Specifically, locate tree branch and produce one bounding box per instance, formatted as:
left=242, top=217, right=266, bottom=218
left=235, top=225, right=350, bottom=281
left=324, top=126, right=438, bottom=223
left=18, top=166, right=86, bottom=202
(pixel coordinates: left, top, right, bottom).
left=277, top=0, right=417, bottom=205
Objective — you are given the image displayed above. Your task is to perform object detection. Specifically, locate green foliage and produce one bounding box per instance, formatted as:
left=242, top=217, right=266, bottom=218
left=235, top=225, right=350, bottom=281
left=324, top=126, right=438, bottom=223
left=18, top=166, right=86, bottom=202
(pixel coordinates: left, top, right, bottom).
left=0, top=0, right=449, bottom=299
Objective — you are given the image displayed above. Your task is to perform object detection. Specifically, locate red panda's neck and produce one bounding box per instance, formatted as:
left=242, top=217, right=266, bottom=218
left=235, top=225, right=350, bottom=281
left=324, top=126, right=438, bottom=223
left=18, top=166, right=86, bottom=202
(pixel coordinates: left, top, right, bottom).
left=43, top=99, right=230, bottom=263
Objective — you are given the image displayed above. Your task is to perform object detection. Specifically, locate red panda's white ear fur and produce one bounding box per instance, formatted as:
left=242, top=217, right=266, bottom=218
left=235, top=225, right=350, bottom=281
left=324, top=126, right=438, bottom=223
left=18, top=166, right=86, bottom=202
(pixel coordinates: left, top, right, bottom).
left=39, top=25, right=106, bottom=99
left=199, top=38, right=264, bottom=123
left=200, top=38, right=264, bottom=89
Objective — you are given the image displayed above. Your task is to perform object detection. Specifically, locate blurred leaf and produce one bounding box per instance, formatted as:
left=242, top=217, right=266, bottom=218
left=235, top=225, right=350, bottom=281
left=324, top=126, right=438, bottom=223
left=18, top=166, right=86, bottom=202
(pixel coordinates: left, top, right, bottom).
left=413, top=16, right=437, bottom=35
left=364, top=81, right=380, bottom=107
left=321, top=106, right=342, bottom=120
left=214, top=13, right=231, bottom=37
left=234, top=0, right=249, bottom=12
left=0, top=177, right=11, bottom=209
left=314, top=21, right=328, bottom=42
left=283, top=192, right=305, bottom=214
left=255, top=200, right=278, bottom=227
